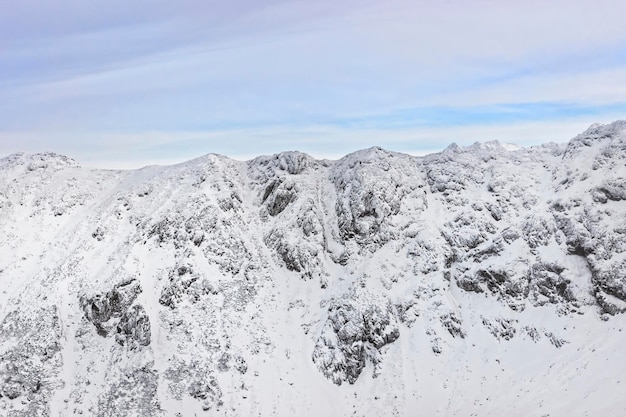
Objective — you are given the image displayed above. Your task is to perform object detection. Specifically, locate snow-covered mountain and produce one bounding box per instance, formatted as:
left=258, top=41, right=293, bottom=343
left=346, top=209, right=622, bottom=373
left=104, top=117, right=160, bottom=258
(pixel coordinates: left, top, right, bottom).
left=1, top=121, right=626, bottom=416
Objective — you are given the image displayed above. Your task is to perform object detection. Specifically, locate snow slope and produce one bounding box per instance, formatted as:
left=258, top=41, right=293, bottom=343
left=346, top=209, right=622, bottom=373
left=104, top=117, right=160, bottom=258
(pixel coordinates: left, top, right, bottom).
left=1, top=122, right=626, bottom=416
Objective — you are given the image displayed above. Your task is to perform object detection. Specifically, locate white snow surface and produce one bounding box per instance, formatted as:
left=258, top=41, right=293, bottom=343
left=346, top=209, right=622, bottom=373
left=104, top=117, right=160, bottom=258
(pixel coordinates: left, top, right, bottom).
left=0, top=122, right=626, bottom=416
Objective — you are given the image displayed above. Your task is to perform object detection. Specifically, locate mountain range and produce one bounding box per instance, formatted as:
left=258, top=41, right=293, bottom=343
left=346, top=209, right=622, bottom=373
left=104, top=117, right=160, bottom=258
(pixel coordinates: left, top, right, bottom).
left=1, top=121, right=626, bottom=416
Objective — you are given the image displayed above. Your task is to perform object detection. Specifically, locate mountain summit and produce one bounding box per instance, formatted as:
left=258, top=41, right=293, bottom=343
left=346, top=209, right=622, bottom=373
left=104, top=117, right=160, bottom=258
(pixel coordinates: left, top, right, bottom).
left=1, top=121, right=626, bottom=416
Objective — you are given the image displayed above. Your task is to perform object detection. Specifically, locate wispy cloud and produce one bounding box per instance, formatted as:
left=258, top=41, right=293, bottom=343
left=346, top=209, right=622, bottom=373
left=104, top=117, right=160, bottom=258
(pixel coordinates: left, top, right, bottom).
left=3, top=112, right=620, bottom=169
left=1, top=0, right=625, bottom=166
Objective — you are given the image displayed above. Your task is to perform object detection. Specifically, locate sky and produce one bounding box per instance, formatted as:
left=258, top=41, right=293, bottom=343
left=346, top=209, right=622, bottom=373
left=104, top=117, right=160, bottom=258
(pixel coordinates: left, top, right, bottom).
left=1, top=0, right=626, bottom=168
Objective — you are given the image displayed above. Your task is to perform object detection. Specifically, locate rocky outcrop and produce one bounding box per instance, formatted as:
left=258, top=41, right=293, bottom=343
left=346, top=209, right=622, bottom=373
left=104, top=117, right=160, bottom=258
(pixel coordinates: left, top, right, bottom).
left=81, top=279, right=141, bottom=326
left=80, top=279, right=151, bottom=347
left=159, top=265, right=219, bottom=309
left=312, top=292, right=400, bottom=385
left=331, top=147, right=427, bottom=249
left=482, top=317, right=517, bottom=341
left=115, top=305, right=151, bottom=349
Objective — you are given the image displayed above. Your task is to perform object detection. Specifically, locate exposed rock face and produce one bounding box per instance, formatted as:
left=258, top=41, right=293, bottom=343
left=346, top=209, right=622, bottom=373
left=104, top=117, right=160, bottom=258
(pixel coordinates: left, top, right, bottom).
left=312, top=292, right=400, bottom=385
left=82, top=279, right=141, bottom=322
left=80, top=279, right=146, bottom=341
left=115, top=305, right=151, bottom=349
left=331, top=147, right=427, bottom=249
left=159, top=265, right=218, bottom=309
left=482, top=316, right=517, bottom=341
left=1, top=122, right=626, bottom=415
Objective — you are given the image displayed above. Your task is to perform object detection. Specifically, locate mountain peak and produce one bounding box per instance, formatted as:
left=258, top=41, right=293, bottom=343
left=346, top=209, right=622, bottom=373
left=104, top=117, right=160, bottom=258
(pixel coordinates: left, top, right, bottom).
left=564, top=119, right=626, bottom=157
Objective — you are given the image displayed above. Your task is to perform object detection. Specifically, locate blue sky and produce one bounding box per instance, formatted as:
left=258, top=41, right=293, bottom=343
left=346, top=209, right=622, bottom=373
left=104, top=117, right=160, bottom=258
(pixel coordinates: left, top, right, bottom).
left=1, top=0, right=626, bottom=167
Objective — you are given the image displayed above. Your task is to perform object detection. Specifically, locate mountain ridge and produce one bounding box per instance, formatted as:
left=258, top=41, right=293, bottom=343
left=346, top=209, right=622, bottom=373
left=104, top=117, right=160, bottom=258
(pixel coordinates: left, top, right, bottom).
left=1, top=121, right=625, bottom=416
left=0, top=136, right=557, bottom=172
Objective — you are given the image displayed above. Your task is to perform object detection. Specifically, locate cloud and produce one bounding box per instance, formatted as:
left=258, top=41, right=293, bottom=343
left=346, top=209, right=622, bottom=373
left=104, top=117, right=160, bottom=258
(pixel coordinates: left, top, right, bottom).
left=0, top=0, right=625, bottom=165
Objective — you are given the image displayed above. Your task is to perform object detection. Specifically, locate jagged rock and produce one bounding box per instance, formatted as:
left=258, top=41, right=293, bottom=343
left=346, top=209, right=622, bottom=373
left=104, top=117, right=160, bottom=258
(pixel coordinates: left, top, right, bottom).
left=262, top=179, right=298, bottom=216
left=458, top=266, right=529, bottom=310
left=528, top=262, right=576, bottom=308
left=522, top=326, right=541, bottom=342
left=522, top=214, right=557, bottom=249
left=545, top=332, right=568, bottom=348
left=595, top=179, right=626, bottom=202
left=250, top=151, right=317, bottom=178
left=471, top=239, right=505, bottom=262
left=592, top=259, right=626, bottom=315
left=563, top=120, right=626, bottom=158
left=312, top=293, right=400, bottom=385
left=81, top=279, right=142, bottom=326
left=482, top=317, right=517, bottom=341
left=264, top=227, right=320, bottom=278
left=22, top=152, right=80, bottom=171
left=442, top=212, right=496, bottom=251
left=440, top=313, right=466, bottom=338
left=331, top=147, right=426, bottom=249
left=159, top=265, right=219, bottom=308
left=408, top=236, right=451, bottom=274
left=116, top=305, right=151, bottom=349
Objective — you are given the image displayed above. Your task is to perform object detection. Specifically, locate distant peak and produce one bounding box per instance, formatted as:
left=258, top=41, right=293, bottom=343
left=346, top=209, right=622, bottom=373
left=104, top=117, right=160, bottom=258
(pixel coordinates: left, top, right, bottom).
left=440, top=140, right=522, bottom=156
left=468, top=140, right=522, bottom=152
left=580, top=120, right=626, bottom=137
left=1, top=152, right=80, bottom=171
left=344, top=146, right=393, bottom=159
left=564, top=120, right=626, bottom=157
left=443, top=143, right=463, bottom=154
